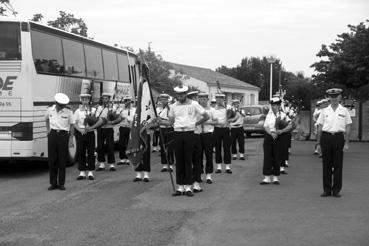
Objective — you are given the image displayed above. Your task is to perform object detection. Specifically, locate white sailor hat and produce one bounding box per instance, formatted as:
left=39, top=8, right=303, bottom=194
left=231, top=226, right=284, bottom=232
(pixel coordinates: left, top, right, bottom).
left=159, top=93, right=170, bottom=98
left=198, top=92, right=209, bottom=98
left=326, top=88, right=342, bottom=95
left=270, top=97, right=282, bottom=104
left=316, top=100, right=322, bottom=106
left=123, top=96, right=132, bottom=101
left=101, top=92, right=112, bottom=97
left=174, top=84, right=189, bottom=93
left=232, top=99, right=240, bottom=104
left=79, top=93, right=91, bottom=98
left=210, top=98, right=216, bottom=103
left=187, top=90, right=199, bottom=97
left=215, top=93, right=225, bottom=98
left=54, top=93, right=70, bottom=105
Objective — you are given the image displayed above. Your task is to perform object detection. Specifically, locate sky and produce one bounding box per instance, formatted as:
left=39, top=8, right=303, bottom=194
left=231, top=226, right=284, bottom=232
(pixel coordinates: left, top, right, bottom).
left=9, top=0, right=369, bottom=77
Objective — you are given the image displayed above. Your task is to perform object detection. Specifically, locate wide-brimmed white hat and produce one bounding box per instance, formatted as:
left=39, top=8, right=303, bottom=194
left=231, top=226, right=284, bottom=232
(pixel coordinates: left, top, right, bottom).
left=54, top=93, right=70, bottom=105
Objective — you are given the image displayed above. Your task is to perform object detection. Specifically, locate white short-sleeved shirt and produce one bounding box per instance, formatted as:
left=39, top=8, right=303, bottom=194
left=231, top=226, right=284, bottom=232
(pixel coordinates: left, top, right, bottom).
left=196, top=107, right=215, bottom=134
left=317, top=104, right=352, bottom=133
left=213, top=105, right=227, bottom=127
left=230, top=109, right=245, bottom=127
left=45, top=105, right=75, bottom=131
left=95, top=105, right=114, bottom=129
left=119, top=107, right=136, bottom=128
left=169, top=100, right=206, bottom=131
left=263, top=109, right=288, bottom=133
left=73, top=106, right=97, bottom=129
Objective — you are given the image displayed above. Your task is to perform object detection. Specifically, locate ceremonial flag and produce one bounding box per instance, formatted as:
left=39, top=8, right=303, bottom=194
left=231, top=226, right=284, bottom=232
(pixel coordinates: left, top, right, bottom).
left=126, top=64, right=156, bottom=167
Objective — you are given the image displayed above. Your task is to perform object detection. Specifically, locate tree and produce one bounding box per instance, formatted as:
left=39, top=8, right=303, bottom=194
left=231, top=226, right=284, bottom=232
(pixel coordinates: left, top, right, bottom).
left=0, top=0, right=17, bottom=16
left=34, top=11, right=88, bottom=37
left=311, top=20, right=369, bottom=100
left=139, top=49, right=184, bottom=95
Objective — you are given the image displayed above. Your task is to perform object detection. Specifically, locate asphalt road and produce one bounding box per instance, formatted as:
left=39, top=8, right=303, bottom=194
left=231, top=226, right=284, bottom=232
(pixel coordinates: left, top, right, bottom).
left=0, top=138, right=368, bottom=246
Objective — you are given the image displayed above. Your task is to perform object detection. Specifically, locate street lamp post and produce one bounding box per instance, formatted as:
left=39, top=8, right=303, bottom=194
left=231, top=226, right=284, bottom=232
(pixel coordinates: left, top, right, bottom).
left=267, top=56, right=277, bottom=100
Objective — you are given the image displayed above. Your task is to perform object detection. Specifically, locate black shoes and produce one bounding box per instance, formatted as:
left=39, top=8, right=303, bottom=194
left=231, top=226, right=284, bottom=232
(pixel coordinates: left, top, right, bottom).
left=272, top=181, right=280, bottom=185
left=133, top=177, right=142, bottom=182
left=332, top=192, right=341, bottom=198
left=160, top=168, right=168, bottom=172
left=215, top=169, right=222, bottom=173
left=172, top=190, right=184, bottom=196
left=88, top=175, right=95, bottom=180
left=109, top=166, right=116, bottom=171
left=76, top=175, right=86, bottom=180
left=96, top=167, right=105, bottom=171
left=232, top=157, right=237, bottom=160
left=143, top=177, right=150, bottom=182
left=193, top=188, right=203, bottom=193
left=320, top=192, right=331, bottom=197
left=58, top=185, right=66, bottom=190
left=48, top=185, right=58, bottom=190
left=240, top=157, right=245, bottom=160
left=281, top=170, right=288, bottom=175
left=225, top=169, right=232, bottom=174
left=206, top=179, right=213, bottom=184
left=259, top=181, right=271, bottom=185
left=185, top=191, right=194, bottom=197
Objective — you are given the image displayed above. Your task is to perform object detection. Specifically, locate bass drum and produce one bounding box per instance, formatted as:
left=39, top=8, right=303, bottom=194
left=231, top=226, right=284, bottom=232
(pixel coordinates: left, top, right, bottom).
left=67, top=132, right=78, bottom=166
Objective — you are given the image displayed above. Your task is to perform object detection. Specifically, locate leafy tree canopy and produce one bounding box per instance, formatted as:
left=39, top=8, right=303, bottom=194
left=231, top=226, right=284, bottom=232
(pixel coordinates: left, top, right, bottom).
left=311, top=20, right=369, bottom=100
left=0, top=0, right=17, bottom=16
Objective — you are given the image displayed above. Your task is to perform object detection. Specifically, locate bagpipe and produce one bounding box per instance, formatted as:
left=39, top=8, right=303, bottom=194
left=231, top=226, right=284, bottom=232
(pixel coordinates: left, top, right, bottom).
left=83, top=103, right=102, bottom=127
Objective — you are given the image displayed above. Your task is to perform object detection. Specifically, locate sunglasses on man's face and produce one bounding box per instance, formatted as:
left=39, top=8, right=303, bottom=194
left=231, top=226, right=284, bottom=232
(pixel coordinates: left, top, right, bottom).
left=329, top=94, right=339, bottom=98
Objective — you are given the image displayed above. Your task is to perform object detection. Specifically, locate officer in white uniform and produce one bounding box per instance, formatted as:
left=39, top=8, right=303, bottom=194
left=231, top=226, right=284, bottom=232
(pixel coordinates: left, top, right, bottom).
left=317, top=88, right=352, bottom=198
left=45, top=93, right=75, bottom=190
left=73, top=93, right=104, bottom=180
left=158, top=85, right=209, bottom=197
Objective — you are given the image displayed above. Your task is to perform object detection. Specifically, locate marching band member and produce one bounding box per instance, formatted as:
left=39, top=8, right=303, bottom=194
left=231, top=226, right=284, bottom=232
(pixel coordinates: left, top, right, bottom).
left=198, top=92, right=217, bottom=184
left=117, top=97, right=136, bottom=165
left=157, top=93, right=175, bottom=172
left=73, top=93, right=104, bottom=180
left=45, top=93, right=75, bottom=191
left=229, top=99, right=245, bottom=160
left=260, top=97, right=292, bottom=185
left=157, top=85, right=209, bottom=197
left=95, top=93, right=121, bottom=172
left=152, top=101, right=163, bottom=152
left=213, top=93, right=232, bottom=174
left=313, top=100, right=323, bottom=155
left=317, top=88, right=352, bottom=198
left=187, top=91, right=203, bottom=192
left=133, top=130, right=152, bottom=182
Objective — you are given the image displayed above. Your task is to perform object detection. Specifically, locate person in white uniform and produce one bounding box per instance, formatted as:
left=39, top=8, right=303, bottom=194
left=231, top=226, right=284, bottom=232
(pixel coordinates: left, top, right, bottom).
left=45, top=93, right=75, bottom=190
left=316, top=88, right=352, bottom=198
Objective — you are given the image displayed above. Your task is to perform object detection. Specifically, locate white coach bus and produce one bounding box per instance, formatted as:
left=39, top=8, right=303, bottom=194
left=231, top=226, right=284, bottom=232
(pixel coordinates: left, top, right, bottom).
left=0, top=18, right=139, bottom=164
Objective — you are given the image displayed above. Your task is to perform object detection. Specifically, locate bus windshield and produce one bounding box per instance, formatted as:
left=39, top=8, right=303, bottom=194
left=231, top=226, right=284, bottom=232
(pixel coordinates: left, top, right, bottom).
left=0, top=22, right=21, bottom=60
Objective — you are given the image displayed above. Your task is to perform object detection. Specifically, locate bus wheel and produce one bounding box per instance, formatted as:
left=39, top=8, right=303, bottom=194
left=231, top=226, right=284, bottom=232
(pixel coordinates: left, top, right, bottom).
left=67, top=133, right=78, bottom=166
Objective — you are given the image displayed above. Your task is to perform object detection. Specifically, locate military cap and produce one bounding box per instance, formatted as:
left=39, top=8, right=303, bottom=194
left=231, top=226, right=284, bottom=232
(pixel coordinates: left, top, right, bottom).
left=215, top=93, right=225, bottom=98
left=174, top=84, right=189, bottom=93
left=101, top=92, right=112, bottom=97
left=326, top=88, right=342, bottom=95
left=123, top=96, right=132, bottom=101
left=187, top=90, right=199, bottom=97
left=210, top=98, right=216, bottom=103
left=54, top=93, right=70, bottom=105
left=198, top=92, right=209, bottom=98
left=232, top=99, right=240, bottom=104
left=159, top=93, right=170, bottom=98
left=79, top=93, right=91, bottom=98
left=270, top=97, right=282, bottom=104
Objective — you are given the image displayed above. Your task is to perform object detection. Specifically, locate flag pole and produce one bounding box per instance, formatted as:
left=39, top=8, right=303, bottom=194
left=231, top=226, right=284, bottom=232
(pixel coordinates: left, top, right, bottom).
left=140, top=54, right=176, bottom=192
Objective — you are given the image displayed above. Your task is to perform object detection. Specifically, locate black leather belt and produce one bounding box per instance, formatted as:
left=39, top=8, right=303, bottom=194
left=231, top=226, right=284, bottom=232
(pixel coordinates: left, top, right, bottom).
left=51, top=129, right=68, bottom=133
left=323, top=131, right=343, bottom=135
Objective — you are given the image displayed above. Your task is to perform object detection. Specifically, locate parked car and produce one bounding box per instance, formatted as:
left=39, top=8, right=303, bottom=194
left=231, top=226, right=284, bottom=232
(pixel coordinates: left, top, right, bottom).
left=242, top=105, right=269, bottom=137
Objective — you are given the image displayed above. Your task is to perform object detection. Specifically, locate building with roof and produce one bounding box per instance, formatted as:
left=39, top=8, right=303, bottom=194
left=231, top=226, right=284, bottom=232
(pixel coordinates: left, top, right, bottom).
left=169, top=62, right=260, bottom=106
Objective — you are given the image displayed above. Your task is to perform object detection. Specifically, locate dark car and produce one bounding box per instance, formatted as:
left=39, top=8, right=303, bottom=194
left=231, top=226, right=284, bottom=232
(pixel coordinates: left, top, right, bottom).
left=242, top=105, right=269, bottom=137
